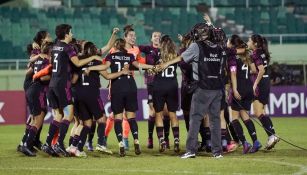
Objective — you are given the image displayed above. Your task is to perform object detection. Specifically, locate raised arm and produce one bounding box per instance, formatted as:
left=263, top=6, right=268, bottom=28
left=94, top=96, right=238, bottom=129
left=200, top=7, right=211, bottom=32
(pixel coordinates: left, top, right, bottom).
left=100, top=28, right=119, bottom=54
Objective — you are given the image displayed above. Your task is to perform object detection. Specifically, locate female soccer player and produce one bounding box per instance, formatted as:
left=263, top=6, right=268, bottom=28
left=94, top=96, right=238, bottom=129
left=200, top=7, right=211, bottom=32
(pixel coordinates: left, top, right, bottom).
left=248, top=34, right=279, bottom=150
left=228, top=35, right=261, bottom=153
left=20, top=42, right=53, bottom=156
left=150, top=35, right=180, bottom=153
left=86, top=38, right=154, bottom=156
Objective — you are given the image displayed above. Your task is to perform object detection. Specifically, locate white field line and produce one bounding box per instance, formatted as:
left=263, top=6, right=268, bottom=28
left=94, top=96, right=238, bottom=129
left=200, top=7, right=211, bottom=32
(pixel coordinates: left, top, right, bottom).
left=0, top=158, right=306, bottom=175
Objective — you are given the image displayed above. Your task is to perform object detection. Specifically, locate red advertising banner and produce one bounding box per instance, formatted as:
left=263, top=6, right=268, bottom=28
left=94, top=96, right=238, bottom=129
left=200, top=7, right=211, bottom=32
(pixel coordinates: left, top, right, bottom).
left=0, top=91, right=26, bottom=125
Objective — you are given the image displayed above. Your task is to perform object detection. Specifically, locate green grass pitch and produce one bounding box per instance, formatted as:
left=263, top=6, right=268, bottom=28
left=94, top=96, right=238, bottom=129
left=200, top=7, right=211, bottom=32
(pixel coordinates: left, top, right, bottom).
left=0, top=117, right=307, bottom=175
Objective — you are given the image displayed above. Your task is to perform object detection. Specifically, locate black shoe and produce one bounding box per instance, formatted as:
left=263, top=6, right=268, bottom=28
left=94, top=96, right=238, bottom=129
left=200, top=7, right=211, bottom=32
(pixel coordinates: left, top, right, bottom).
left=54, top=143, right=70, bottom=157
left=42, top=143, right=59, bottom=157
left=17, top=145, right=23, bottom=152
left=119, top=142, right=126, bottom=157
left=21, top=146, right=36, bottom=157
left=174, top=138, right=180, bottom=153
left=33, top=141, right=43, bottom=150
left=134, top=141, right=141, bottom=155
left=198, top=142, right=206, bottom=152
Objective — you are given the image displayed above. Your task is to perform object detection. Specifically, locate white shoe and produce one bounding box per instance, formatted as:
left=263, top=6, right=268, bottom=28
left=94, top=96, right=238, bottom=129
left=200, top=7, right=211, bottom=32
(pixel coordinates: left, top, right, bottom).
left=265, top=135, right=280, bottom=150
left=66, top=145, right=77, bottom=156
left=213, top=154, right=223, bottom=159
left=75, top=150, right=87, bottom=158
left=96, top=144, right=113, bottom=155
left=180, top=152, right=196, bottom=159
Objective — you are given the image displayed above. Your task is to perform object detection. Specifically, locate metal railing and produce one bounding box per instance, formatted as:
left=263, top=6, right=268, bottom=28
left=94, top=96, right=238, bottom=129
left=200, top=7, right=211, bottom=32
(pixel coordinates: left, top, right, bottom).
left=0, top=59, right=29, bottom=70
left=234, top=34, right=307, bottom=45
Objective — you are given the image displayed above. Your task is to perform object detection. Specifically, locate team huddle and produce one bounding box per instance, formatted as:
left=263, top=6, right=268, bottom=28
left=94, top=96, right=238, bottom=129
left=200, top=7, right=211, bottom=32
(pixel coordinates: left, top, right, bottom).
left=17, top=14, right=280, bottom=158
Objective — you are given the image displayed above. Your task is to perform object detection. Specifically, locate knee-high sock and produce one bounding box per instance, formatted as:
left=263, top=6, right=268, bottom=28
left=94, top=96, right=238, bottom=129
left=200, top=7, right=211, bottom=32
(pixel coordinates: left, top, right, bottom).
left=147, top=116, right=155, bottom=139
left=128, top=118, right=139, bottom=140
left=114, top=119, right=123, bottom=142
left=105, top=117, right=114, bottom=137
left=244, top=119, right=258, bottom=143
left=46, top=120, right=60, bottom=146
left=122, top=118, right=130, bottom=139
left=163, top=116, right=170, bottom=141
left=97, top=123, right=106, bottom=146
left=231, top=119, right=246, bottom=143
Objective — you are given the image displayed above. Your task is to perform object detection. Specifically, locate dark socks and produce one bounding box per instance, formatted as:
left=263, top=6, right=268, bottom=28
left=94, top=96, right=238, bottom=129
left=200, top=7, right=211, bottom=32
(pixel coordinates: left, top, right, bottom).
left=88, top=122, right=96, bottom=143
left=163, top=116, right=170, bottom=141
left=34, top=126, right=42, bottom=144
left=172, top=126, right=179, bottom=140
left=72, top=135, right=80, bottom=147
left=259, top=115, right=275, bottom=136
left=57, top=119, right=70, bottom=146
left=69, top=136, right=74, bottom=146
left=97, top=123, right=106, bottom=146
left=25, top=126, right=38, bottom=148
left=244, top=119, right=258, bottom=143
left=21, top=124, right=31, bottom=145
left=232, top=119, right=246, bottom=143
left=148, top=116, right=155, bottom=139
left=46, top=120, right=60, bottom=145
left=183, top=114, right=189, bottom=131
left=77, top=126, right=90, bottom=152
left=128, top=118, right=139, bottom=140
left=156, top=126, right=164, bottom=140
left=114, top=119, right=123, bottom=142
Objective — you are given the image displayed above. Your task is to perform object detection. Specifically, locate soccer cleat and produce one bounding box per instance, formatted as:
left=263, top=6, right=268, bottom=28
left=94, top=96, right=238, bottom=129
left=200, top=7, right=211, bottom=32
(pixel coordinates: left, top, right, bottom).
left=123, top=138, right=129, bottom=151
left=17, top=144, right=23, bottom=153
left=41, top=143, right=59, bottom=157
left=165, top=139, right=170, bottom=149
left=158, top=138, right=166, bottom=153
left=213, top=153, right=223, bottom=159
left=33, top=141, right=42, bottom=151
left=53, top=143, right=70, bottom=157
left=226, top=141, right=239, bottom=153
left=147, top=138, right=153, bottom=149
left=134, top=140, right=141, bottom=155
left=180, top=152, right=196, bottom=159
left=86, top=141, right=94, bottom=152
left=249, top=140, right=262, bottom=153
left=174, top=138, right=180, bottom=153
left=242, top=141, right=252, bottom=154
left=75, top=150, right=87, bottom=158
left=265, top=135, right=280, bottom=150
left=66, top=145, right=77, bottom=156
left=21, top=146, right=36, bottom=157
left=118, top=142, right=126, bottom=157
left=96, top=144, right=113, bottom=155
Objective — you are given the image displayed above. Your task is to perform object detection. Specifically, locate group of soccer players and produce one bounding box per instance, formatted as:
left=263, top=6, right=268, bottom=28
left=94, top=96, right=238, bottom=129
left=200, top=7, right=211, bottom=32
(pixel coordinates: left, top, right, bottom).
left=17, top=13, right=280, bottom=158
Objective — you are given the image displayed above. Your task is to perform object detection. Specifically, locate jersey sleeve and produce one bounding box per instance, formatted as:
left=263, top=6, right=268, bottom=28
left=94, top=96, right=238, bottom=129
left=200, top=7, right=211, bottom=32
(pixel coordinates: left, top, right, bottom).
left=66, top=45, right=78, bottom=59
left=251, top=49, right=263, bottom=67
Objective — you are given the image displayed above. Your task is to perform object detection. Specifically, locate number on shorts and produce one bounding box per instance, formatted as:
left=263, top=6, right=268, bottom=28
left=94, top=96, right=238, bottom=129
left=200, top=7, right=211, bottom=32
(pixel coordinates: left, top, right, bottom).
left=162, top=65, right=175, bottom=78
left=81, top=68, right=89, bottom=86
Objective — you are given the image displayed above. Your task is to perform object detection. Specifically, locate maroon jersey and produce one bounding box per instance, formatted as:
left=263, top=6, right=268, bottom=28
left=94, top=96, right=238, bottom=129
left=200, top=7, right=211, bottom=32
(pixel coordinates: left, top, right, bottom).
left=251, top=49, right=269, bottom=76
left=105, top=52, right=137, bottom=93
left=49, top=41, right=77, bottom=88
left=139, top=45, right=160, bottom=84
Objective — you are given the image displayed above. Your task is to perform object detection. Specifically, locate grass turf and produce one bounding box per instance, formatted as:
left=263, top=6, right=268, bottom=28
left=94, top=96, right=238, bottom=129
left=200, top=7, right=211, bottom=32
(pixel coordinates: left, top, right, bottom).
left=0, top=117, right=307, bottom=175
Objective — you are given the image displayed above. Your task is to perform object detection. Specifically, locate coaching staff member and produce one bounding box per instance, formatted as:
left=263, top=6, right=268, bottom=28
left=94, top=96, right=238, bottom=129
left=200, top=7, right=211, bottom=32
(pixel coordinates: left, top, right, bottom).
left=158, top=22, right=226, bottom=158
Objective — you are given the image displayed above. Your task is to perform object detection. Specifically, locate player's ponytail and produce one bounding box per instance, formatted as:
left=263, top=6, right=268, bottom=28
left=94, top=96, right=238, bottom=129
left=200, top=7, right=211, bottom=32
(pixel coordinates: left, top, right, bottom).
left=114, top=38, right=128, bottom=53
left=262, top=37, right=271, bottom=64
